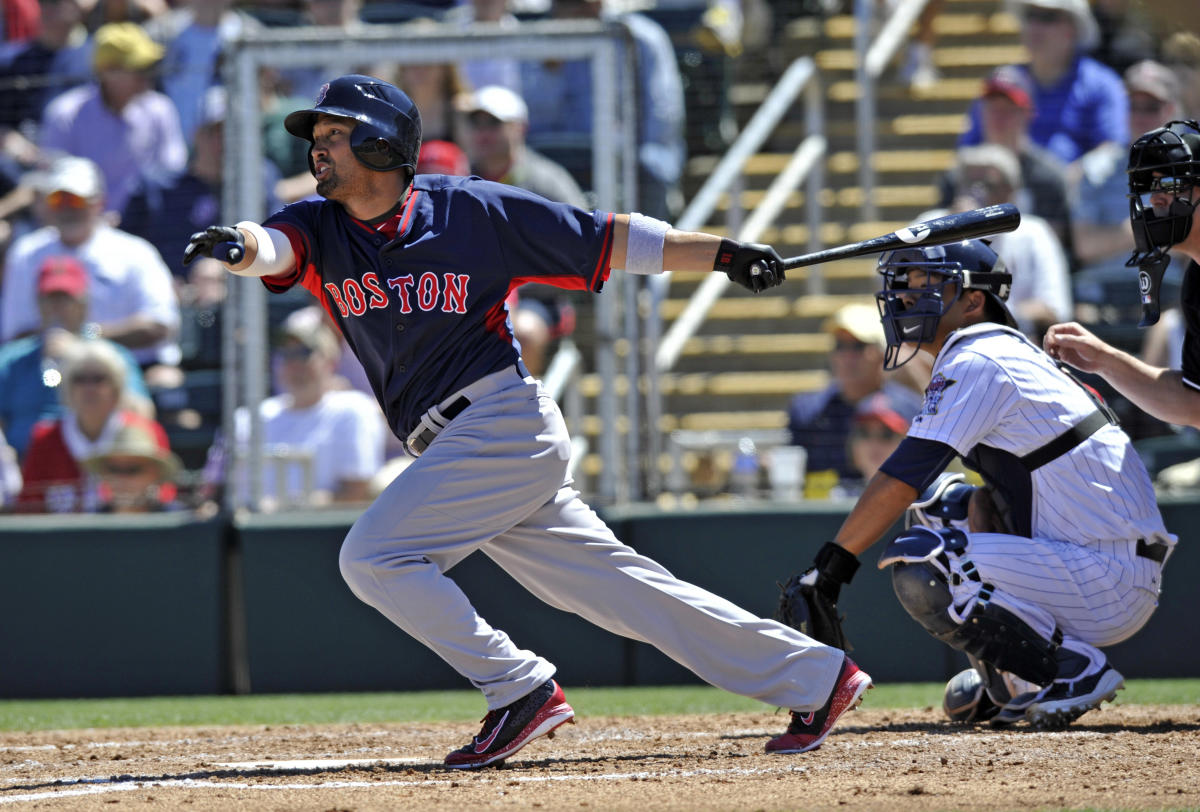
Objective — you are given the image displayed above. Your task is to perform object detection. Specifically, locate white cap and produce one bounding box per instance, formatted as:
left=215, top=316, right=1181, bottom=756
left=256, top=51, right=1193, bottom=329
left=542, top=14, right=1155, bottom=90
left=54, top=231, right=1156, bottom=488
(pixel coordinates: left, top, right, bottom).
left=1007, top=0, right=1099, bottom=51
left=456, top=85, right=529, bottom=124
left=38, top=156, right=105, bottom=200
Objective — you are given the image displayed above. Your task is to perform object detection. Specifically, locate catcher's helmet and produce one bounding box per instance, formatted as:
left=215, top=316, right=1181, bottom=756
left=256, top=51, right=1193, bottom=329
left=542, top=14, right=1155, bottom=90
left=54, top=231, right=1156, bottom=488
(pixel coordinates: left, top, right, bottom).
left=284, top=74, right=422, bottom=175
left=875, top=239, right=1014, bottom=369
left=1126, top=119, right=1200, bottom=264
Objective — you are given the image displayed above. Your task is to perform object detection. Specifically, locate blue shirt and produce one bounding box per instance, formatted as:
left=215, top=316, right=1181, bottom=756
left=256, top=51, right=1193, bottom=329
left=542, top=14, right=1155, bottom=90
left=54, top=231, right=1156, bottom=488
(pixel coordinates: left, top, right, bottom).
left=0, top=335, right=149, bottom=459
left=263, top=175, right=614, bottom=439
left=960, top=57, right=1128, bottom=164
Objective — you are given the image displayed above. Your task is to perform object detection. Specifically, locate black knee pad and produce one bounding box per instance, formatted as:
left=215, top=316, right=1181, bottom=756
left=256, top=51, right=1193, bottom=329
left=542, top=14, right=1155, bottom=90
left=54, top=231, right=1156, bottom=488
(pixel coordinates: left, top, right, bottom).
left=891, top=559, right=959, bottom=637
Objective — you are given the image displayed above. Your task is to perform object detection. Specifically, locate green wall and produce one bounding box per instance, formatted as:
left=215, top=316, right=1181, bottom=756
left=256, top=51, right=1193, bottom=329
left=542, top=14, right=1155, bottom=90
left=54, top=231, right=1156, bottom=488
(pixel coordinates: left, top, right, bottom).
left=0, top=500, right=1194, bottom=697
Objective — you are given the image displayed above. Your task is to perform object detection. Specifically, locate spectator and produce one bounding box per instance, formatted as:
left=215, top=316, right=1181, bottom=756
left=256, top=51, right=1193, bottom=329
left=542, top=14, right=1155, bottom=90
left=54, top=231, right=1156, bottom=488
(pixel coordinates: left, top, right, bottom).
left=922, top=144, right=1072, bottom=342
left=122, top=86, right=282, bottom=283
left=2, top=0, right=40, bottom=42
left=145, top=0, right=262, bottom=146
left=1072, top=60, right=1184, bottom=325
left=1090, top=0, right=1157, bottom=76
left=0, top=0, right=92, bottom=169
left=787, top=302, right=924, bottom=483
left=1162, top=32, right=1200, bottom=121
left=231, top=306, right=385, bottom=509
left=1, top=155, right=183, bottom=374
left=16, top=337, right=171, bottom=512
left=395, top=60, right=469, bottom=144
left=456, top=85, right=587, bottom=207
left=456, top=85, right=587, bottom=376
left=830, top=390, right=910, bottom=500
left=0, top=254, right=149, bottom=459
left=260, top=67, right=322, bottom=204
left=38, top=21, right=187, bottom=214
left=959, top=0, right=1127, bottom=165
left=521, top=0, right=686, bottom=219
left=442, top=0, right=522, bottom=94
left=82, top=419, right=180, bottom=512
left=82, top=0, right=167, bottom=32
left=416, top=138, right=470, bottom=176
left=278, top=0, right=366, bottom=103
left=938, top=65, right=1074, bottom=259
left=0, top=426, right=21, bottom=509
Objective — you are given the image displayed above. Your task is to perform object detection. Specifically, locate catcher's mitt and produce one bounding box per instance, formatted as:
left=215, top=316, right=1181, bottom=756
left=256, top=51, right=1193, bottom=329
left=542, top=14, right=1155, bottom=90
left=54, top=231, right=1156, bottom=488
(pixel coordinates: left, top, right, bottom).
left=775, top=542, right=860, bottom=650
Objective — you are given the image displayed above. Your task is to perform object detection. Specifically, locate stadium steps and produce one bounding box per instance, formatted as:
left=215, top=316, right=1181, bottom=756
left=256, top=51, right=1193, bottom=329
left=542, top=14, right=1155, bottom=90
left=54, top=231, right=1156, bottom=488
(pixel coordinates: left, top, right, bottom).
left=570, top=0, right=1023, bottom=490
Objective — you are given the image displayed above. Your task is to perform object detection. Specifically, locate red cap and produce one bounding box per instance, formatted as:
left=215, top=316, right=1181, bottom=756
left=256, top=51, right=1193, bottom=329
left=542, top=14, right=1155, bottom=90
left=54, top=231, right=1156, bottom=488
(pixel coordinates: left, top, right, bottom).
left=37, top=255, right=88, bottom=298
left=983, top=65, right=1035, bottom=111
left=417, top=140, right=470, bottom=176
left=853, top=392, right=910, bottom=435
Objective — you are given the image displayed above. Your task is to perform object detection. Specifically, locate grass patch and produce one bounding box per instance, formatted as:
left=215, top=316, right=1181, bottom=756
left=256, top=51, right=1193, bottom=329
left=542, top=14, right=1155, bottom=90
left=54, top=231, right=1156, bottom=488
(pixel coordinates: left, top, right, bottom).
left=0, top=679, right=1194, bottom=733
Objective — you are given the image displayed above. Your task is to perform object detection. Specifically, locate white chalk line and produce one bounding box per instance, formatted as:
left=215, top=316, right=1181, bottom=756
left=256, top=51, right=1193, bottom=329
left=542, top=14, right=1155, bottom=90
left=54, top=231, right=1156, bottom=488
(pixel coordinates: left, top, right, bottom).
left=0, top=764, right=812, bottom=804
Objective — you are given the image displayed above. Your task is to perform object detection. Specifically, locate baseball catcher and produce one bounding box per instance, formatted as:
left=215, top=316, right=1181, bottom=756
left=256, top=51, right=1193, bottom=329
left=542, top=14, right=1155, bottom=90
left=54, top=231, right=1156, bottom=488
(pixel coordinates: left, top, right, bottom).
left=776, top=238, right=1174, bottom=729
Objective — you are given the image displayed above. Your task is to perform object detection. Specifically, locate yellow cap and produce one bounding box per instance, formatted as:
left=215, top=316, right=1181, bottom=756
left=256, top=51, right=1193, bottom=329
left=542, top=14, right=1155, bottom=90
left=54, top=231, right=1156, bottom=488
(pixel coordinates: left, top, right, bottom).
left=92, top=23, right=163, bottom=73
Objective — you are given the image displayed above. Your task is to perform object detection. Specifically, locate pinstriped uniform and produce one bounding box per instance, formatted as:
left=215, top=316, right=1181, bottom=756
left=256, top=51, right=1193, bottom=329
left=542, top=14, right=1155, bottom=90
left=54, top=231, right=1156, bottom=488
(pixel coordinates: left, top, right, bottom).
left=907, top=323, right=1174, bottom=664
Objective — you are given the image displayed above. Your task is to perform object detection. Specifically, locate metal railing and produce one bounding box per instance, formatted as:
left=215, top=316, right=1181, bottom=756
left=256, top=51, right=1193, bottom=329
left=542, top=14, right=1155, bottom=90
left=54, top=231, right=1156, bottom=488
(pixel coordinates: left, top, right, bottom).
left=640, top=55, right=826, bottom=494
left=855, top=0, right=932, bottom=223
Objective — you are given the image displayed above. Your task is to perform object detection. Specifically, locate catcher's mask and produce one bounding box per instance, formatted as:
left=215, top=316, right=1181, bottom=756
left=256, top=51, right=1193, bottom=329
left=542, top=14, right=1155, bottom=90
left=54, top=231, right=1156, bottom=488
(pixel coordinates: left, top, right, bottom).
left=1125, top=120, right=1200, bottom=325
left=875, top=239, right=1014, bottom=370
left=285, top=74, right=423, bottom=178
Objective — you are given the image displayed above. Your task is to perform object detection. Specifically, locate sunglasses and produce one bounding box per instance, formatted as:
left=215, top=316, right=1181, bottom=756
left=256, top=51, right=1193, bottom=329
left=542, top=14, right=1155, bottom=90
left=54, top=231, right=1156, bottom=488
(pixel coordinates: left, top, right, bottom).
left=851, top=425, right=900, bottom=442
left=71, top=372, right=112, bottom=385
left=275, top=344, right=316, bottom=361
left=466, top=112, right=504, bottom=130
left=46, top=191, right=90, bottom=210
left=101, top=461, right=155, bottom=477
left=833, top=339, right=870, bottom=353
left=1022, top=7, right=1070, bottom=23
left=1129, top=100, right=1167, bottom=115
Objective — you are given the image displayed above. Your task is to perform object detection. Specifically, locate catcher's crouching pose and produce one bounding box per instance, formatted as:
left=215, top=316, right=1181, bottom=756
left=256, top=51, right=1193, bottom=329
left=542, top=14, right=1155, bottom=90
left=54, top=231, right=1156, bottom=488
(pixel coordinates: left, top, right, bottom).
left=186, top=74, right=870, bottom=767
left=777, top=239, right=1174, bottom=729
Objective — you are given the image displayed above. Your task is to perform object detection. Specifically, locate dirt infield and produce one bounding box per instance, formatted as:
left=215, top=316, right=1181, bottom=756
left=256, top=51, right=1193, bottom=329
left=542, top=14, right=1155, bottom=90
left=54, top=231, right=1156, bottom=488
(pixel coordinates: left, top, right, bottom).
left=2, top=704, right=1198, bottom=810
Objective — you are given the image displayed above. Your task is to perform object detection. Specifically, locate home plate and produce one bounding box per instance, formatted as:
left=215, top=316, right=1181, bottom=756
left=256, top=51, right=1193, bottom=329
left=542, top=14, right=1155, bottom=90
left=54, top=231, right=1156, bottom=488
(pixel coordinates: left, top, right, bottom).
left=219, top=756, right=427, bottom=772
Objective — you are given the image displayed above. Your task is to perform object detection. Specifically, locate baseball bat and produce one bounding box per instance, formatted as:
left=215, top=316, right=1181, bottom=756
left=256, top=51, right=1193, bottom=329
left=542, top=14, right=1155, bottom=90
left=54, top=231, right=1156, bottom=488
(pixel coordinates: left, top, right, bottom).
left=778, top=203, right=1021, bottom=270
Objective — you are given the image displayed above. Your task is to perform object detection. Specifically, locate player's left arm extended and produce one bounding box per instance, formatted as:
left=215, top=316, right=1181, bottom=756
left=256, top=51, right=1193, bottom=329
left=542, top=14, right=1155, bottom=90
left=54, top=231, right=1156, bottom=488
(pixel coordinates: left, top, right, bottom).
left=609, top=214, right=784, bottom=292
left=183, top=222, right=296, bottom=279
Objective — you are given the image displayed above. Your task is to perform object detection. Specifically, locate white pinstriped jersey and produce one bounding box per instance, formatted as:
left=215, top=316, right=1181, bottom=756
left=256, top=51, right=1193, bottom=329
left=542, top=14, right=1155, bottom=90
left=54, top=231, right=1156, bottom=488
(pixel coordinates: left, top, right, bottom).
left=907, top=323, right=1174, bottom=547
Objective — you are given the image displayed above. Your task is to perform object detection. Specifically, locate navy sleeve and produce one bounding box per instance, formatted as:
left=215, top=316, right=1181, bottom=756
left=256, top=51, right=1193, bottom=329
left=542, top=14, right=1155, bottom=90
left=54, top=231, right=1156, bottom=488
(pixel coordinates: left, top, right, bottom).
left=878, top=436, right=959, bottom=492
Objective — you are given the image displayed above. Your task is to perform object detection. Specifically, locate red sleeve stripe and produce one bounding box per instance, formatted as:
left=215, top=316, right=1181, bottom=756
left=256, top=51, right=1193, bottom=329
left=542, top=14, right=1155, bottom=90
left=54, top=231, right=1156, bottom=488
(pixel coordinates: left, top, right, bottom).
left=589, top=212, right=614, bottom=291
left=398, top=189, right=420, bottom=237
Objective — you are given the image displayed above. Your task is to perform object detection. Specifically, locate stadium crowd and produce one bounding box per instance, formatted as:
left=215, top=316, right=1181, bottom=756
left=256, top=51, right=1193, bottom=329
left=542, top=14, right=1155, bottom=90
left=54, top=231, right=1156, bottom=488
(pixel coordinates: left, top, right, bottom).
left=0, top=0, right=1196, bottom=512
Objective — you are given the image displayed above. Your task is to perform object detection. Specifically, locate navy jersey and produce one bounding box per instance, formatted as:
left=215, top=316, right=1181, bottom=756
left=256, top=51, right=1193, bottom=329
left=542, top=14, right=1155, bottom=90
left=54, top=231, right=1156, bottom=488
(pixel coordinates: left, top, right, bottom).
left=263, top=174, right=615, bottom=438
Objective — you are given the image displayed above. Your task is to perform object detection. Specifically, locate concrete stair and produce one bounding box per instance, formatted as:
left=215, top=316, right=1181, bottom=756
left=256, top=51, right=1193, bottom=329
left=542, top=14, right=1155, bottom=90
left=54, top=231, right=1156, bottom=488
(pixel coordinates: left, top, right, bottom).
left=571, top=0, right=1024, bottom=488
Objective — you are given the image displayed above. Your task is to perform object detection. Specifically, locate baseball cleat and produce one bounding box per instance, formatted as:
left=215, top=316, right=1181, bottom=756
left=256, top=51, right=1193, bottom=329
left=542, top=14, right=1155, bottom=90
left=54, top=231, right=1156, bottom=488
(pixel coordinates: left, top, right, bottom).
left=1025, top=664, right=1124, bottom=730
left=766, top=656, right=873, bottom=754
left=444, top=679, right=575, bottom=769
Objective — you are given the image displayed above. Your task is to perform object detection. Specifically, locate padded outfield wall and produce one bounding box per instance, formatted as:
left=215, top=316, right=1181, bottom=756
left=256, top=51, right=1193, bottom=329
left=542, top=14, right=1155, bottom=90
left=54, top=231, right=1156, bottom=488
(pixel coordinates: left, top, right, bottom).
left=0, top=501, right=1194, bottom=697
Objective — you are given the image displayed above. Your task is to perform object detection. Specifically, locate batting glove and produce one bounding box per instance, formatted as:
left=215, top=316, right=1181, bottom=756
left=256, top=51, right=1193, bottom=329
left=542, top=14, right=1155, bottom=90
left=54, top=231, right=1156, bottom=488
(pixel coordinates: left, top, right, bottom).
left=713, top=239, right=785, bottom=293
left=184, top=225, right=245, bottom=266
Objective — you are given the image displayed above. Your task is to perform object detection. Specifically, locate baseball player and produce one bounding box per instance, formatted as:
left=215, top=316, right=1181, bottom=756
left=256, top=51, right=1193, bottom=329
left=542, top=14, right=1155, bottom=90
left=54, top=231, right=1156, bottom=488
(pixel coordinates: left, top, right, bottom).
left=1045, top=119, right=1200, bottom=428
left=777, top=238, right=1173, bottom=728
left=183, top=74, right=871, bottom=767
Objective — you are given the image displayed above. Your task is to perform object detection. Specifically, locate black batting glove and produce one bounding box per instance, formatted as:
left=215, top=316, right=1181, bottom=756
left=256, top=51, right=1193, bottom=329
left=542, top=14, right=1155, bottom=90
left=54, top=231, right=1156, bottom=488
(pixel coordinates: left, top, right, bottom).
left=183, top=225, right=245, bottom=266
left=801, top=542, right=861, bottom=603
left=713, top=238, right=785, bottom=293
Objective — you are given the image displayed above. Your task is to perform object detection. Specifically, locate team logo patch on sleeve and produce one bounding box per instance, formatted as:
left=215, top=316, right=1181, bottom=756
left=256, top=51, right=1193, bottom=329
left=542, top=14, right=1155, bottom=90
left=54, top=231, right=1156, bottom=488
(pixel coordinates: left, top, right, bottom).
left=919, top=372, right=957, bottom=417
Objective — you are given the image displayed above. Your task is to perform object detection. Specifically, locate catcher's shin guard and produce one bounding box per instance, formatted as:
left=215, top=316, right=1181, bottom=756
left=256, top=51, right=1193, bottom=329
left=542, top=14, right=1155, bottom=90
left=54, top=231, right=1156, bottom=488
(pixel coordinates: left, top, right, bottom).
left=881, top=528, right=1060, bottom=686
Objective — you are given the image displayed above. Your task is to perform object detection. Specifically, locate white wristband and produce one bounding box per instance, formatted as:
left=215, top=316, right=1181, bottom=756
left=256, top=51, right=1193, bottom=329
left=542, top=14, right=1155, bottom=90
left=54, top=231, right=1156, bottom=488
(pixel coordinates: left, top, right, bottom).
left=232, top=220, right=296, bottom=277
left=625, top=212, right=671, bottom=275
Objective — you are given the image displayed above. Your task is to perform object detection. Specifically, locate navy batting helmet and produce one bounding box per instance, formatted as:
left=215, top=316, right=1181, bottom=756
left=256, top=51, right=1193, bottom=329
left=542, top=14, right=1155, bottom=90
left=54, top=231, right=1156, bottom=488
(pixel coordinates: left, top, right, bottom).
left=1126, top=119, right=1200, bottom=264
left=284, top=74, right=422, bottom=174
left=875, top=239, right=1015, bottom=369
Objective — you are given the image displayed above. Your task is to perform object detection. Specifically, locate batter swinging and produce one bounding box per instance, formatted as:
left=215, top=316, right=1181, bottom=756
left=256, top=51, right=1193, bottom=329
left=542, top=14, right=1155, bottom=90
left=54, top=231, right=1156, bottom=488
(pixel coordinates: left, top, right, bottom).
left=184, top=75, right=870, bottom=766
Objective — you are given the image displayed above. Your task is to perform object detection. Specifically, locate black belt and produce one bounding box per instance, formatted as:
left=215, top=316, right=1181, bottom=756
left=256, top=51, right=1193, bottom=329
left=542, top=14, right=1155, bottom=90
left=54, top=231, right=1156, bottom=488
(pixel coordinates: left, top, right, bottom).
left=1136, top=538, right=1168, bottom=564
left=407, top=395, right=471, bottom=456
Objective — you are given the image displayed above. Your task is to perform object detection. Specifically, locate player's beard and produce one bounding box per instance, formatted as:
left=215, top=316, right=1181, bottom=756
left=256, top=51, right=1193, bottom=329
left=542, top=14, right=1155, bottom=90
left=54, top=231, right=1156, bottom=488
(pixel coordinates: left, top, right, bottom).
left=315, top=166, right=340, bottom=199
